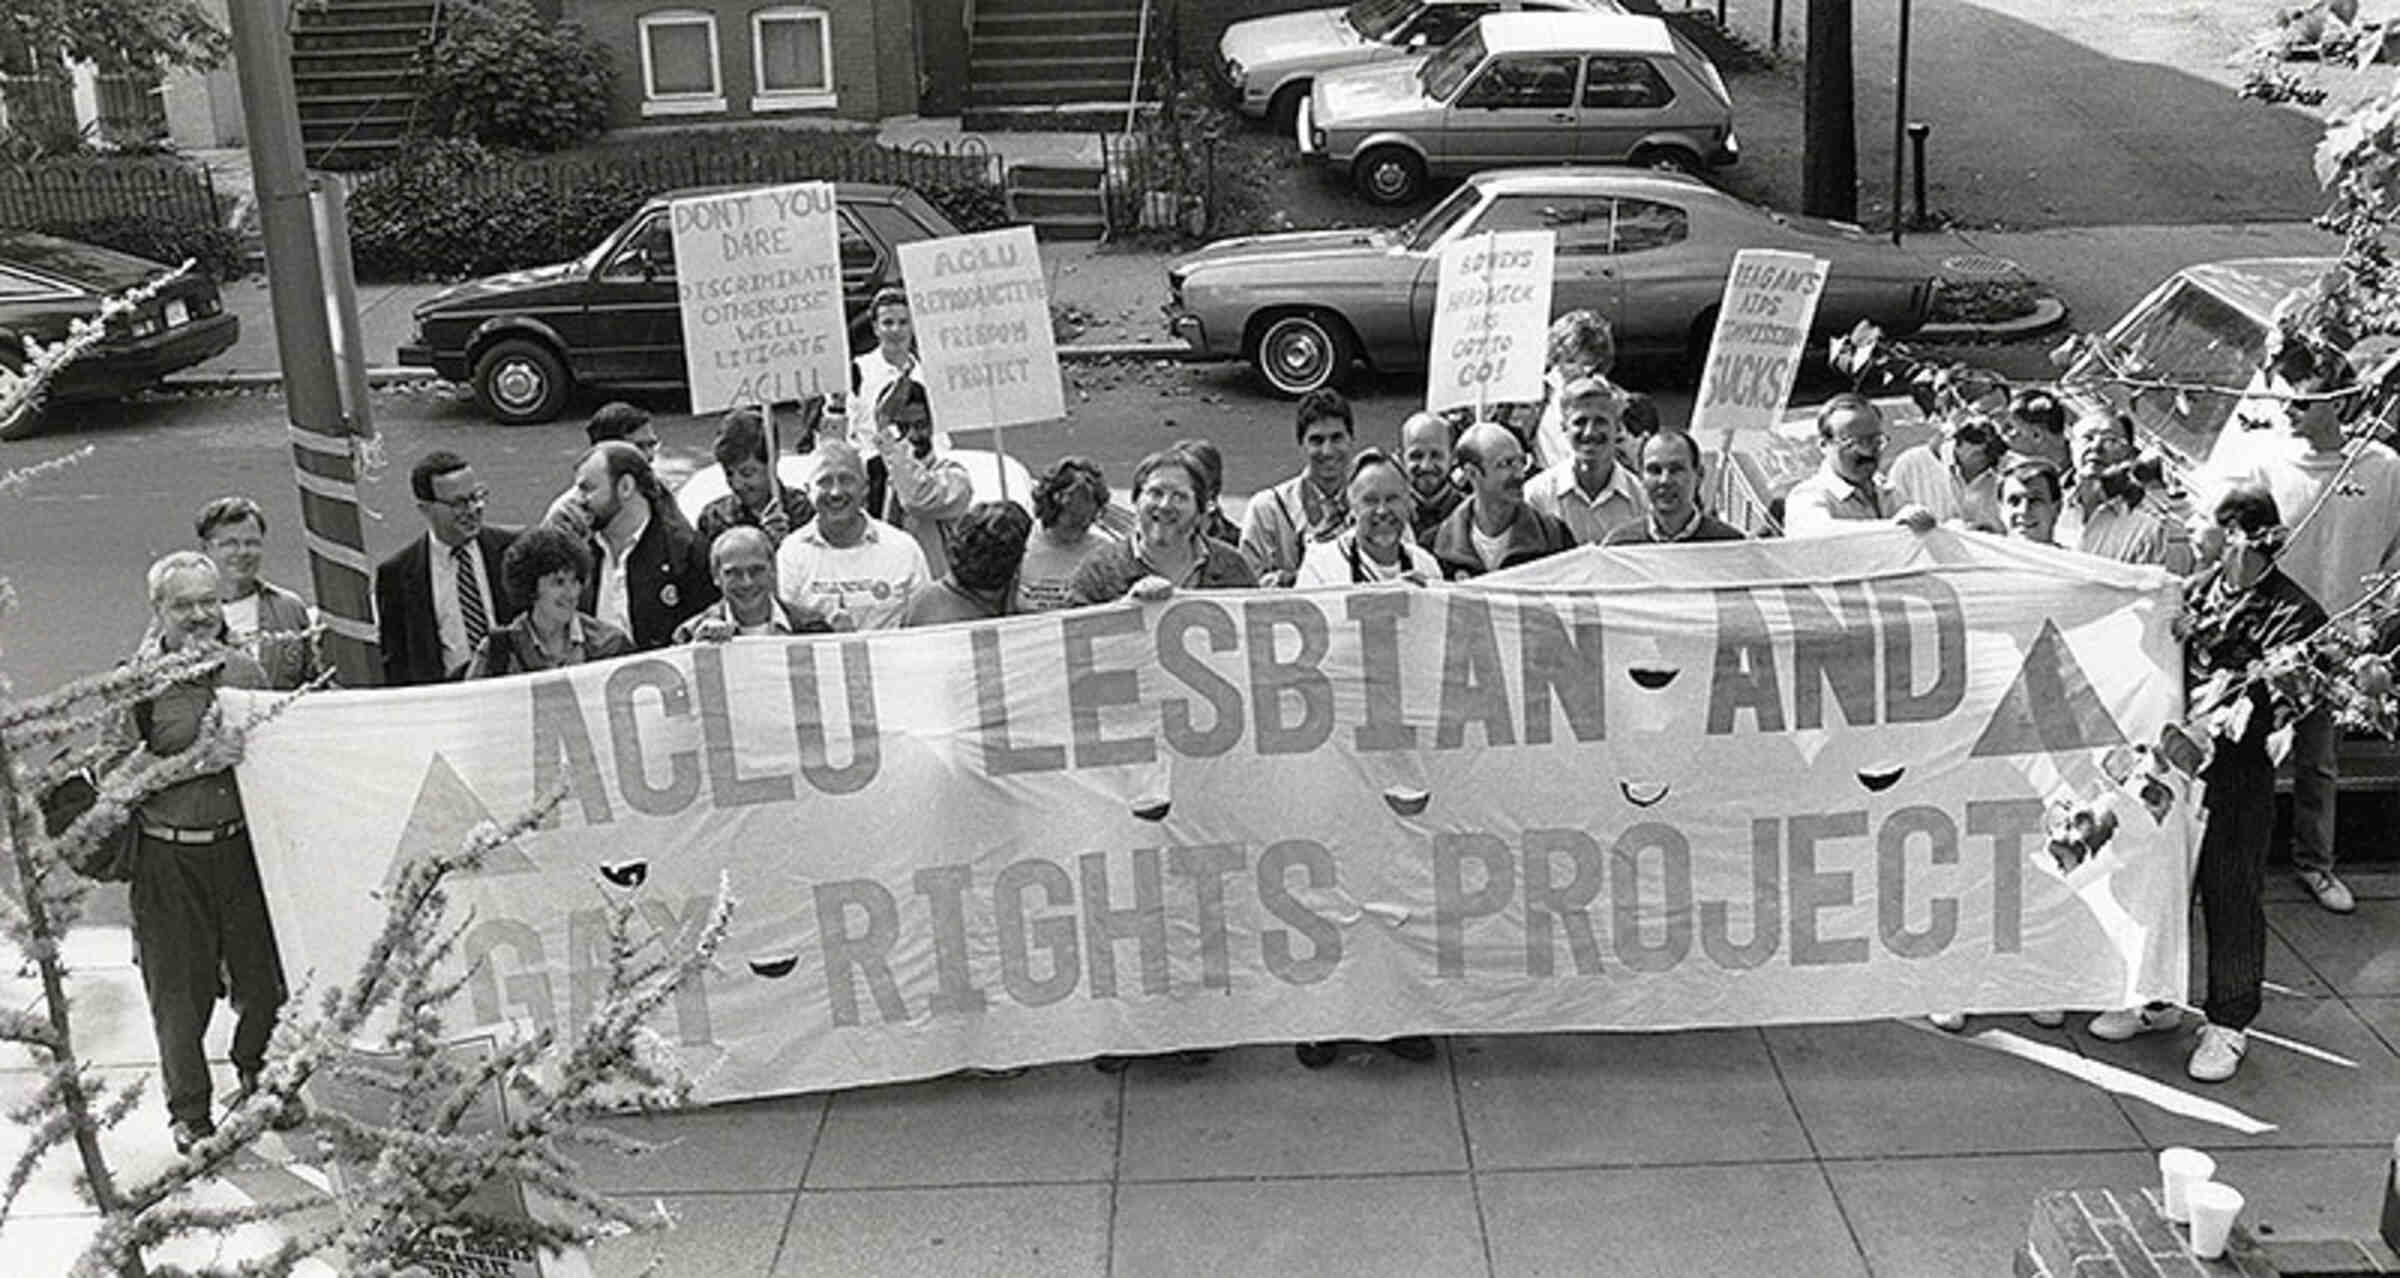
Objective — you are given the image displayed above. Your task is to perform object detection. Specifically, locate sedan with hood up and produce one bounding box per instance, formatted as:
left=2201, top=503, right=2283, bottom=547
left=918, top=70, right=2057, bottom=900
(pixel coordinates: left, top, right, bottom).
left=1164, top=167, right=1935, bottom=397
left=1217, top=0, right=1621, bottom=130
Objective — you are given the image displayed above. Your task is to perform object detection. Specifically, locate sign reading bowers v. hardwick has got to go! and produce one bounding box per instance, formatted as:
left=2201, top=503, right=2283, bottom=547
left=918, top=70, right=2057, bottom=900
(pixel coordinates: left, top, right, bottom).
left=232, top=531, right=2191, bottom=1103
left=1425, top=229, right=1555, bottom=414
left=671, top=182, right=849, bottom=413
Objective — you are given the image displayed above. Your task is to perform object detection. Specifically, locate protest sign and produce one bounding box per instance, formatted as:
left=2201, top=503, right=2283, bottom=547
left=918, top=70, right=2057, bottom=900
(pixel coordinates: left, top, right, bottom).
left=896, top=226, right=1063, bottom=494
left=235, top=530, right=2190, bottom=1102
left=671, top=182, right=848, bottom=413
left=1425, top=230, right=1555, bottom=415
left=1691, top=249, right=1830, bottom=437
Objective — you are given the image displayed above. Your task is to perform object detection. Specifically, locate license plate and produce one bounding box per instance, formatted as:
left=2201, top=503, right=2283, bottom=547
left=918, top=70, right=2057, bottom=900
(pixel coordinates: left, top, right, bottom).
left=164, top=298, right=189, bottom=327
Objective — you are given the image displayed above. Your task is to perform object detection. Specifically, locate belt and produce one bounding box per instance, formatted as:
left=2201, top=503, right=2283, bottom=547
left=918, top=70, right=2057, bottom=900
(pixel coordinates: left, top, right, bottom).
left=139, top=818, right=246, bottom=845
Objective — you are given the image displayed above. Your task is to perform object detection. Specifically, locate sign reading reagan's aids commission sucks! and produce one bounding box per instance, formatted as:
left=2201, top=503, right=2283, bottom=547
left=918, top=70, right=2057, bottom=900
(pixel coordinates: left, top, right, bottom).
left=1426, top=229, right=1555, bottom=414
left=232, top=530, right=2192, bottom=1103
left=672, top=182, right=849, bottom=413
left=1691, top=249, right=1830, bottom=437
left=897, top=225, right=1065, bottom=433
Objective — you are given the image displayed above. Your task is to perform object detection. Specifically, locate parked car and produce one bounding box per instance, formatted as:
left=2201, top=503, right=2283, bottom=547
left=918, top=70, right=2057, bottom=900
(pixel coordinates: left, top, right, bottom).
left=1218, top=0, right=1622, bottom=130
left=1299, top=12, right=1736, bottom=205
left=397, top=183, right=960, bottom=425
left=0, top=232, right=240, bottom=441
left=1165, top=167, right=1933, bottom=396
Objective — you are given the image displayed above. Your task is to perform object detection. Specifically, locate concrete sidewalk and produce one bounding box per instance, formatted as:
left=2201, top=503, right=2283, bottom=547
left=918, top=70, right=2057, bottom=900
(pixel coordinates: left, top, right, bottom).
left=5, top=872, right=2397, bottom=1275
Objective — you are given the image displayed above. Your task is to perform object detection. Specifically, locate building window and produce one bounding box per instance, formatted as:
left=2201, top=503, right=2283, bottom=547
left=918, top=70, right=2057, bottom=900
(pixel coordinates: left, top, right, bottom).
left=639, top=10, right=725, bottom=116
left=752, top=7, right=835, bottom=111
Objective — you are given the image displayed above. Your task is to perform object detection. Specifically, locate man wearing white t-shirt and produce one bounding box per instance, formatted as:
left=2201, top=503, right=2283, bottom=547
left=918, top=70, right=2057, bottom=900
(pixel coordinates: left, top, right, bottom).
left=2195, top=344, right=2400, bottom=915
left=775, top=441, right=929, bottom=632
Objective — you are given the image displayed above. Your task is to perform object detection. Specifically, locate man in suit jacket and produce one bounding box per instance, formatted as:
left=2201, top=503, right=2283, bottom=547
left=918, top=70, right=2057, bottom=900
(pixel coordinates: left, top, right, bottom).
left=375, top=450, right=522, bottom=685
left=571, top=441, right=716, bottom=649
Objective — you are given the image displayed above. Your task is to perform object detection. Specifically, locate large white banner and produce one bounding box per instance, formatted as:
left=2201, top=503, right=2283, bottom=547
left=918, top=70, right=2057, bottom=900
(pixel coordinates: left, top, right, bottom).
left=234, top=531, right=2190, bottom=1101
left=1425, top=229, right=1555, bottom=414
left=672, top=182, right=849, bottom=413
left=1691, top=249, right=1830, bottom=438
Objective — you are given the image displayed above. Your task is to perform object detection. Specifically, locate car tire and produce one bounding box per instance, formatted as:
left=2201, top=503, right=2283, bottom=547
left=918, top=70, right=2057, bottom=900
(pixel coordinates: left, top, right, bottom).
left=472, top=337, right=571, bottom=425
left=1353, top=146, right=1426, bottom=206
left=1269, top=83, right=1310, bottom=135
left=1635, top=146, right=1705, bottom=177
left=1251, top=311, right=1359, bottom=397
left=0, top=346, right=43, bottom=441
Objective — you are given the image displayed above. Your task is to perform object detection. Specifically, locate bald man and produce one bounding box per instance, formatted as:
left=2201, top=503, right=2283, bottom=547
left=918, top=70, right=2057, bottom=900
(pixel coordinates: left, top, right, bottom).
left=774, top=440, right=929, bottom=631
left=674, top=526, right=832, bottom=642
left=1427, top=421, right=1572, bottom=579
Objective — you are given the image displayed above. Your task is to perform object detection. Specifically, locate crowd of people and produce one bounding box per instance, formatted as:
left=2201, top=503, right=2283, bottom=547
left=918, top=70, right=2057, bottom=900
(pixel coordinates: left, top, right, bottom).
left=108, top=299, right=2390, bottom=1150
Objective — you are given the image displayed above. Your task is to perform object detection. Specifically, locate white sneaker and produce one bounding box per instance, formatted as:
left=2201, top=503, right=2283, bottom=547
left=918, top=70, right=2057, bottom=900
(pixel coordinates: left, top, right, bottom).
left=2027, top=1010, right=2066, bottom=1029
left=2187, top=1024, right=2248, bottom=1082
left=2087, top=1005, right=2179, bottom=1042
left=1928, top=1012, right=1968, bottom=1032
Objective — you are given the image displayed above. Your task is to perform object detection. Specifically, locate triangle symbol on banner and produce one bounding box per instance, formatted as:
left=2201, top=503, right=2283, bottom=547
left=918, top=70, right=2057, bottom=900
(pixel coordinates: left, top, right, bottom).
left=380, top=753, right=539, bottom=896
left=1969, top=620, right=2130, bottom=758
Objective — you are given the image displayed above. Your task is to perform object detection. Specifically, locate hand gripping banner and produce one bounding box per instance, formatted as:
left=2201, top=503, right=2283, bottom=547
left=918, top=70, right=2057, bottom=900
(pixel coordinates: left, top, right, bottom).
left=230, top=529, right=2192, bottom=1100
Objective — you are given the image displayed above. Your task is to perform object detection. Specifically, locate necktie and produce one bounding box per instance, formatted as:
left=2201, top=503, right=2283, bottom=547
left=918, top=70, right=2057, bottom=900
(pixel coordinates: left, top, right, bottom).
left=454, top=543, right=489, bottom=649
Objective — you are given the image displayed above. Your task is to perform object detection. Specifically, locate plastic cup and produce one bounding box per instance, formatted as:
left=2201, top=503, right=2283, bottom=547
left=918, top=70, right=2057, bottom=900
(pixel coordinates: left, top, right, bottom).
left=2186, top=1181, right=2244, bottom=1260
left=2158, top=1147, right=2215, bottom=1222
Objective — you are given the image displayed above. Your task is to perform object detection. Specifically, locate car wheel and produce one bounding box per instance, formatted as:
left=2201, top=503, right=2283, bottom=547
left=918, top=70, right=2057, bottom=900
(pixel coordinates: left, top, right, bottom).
left=472, top=338, right=571, bottom=425
left=1353, top=147, right=1426, bottom=206
left=1252, top=311, right=1358, bottom=397
left=1636, top=146, right=1704, bottom=177
left=1269, top=83, right=1310, bottom=135
left=0, top=346, right=43, bottom=441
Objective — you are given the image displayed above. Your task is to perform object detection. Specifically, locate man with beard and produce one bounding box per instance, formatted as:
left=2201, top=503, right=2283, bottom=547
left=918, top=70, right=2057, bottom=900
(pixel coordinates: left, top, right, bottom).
left=571, top=441, right=716, bottom=650
left=374, top=450, right=521, bottom=685
left=1240, top=389, right=1357, bottom=586
left=674, top=527, right=831, bottom=642
left=870, top=378, right=974, bottom=578
left=777, top=440, right=931, bottom=630
left=1524, top=377, right=1646, bottom=545
left=1429, top=422, right=1573, bottom=579
left=1784, top=395, right=1934, bottom=535
left=115, top=552, right=292, bottom=1152
left=1602, top=432, right=1745, bottom=544
left=1399, top=410, right=1461, bottom=546
left=2058, top=408, right=2188, bottom=570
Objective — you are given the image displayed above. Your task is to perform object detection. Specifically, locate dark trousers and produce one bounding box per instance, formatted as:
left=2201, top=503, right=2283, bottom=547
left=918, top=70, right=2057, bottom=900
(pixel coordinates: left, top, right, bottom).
left=2196, top=755, right=2273, bottom=1032
left=129, top=828, right=287, bottom=1125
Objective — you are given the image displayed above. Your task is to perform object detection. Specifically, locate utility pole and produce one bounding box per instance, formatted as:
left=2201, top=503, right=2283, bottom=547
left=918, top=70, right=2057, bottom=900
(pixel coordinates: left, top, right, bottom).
left=222, top=0, right=380, bottom=687
left=1803, top=0, right=1859, bottom=222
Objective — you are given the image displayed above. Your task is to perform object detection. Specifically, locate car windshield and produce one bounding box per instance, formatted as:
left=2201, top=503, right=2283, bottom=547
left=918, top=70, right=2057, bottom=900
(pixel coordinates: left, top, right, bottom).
left=1403, top=184, right=1483, bottom=251
left=1419, top=26, right=1484, bottom=99
left=2067, top=280, right=2269, bottom=465
left=1347, top=0, right=1419, bottom=41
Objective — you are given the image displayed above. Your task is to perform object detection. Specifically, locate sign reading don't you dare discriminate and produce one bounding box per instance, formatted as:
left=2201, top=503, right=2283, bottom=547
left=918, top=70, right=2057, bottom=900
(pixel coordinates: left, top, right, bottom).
left=671, top=182, right=850, bottom=414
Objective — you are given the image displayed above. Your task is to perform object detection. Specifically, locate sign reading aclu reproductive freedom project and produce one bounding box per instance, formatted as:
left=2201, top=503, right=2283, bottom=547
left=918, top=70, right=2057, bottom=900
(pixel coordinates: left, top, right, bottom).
left=896, top=225, right=1065, bottom=431
left=1425, top=230, right=1555, bottom=414
left=1691, top=249, right=1831, bottom=437
left=231, top=531, right=2191, bottom=1102
left=671, top=182, right=848, bottom=413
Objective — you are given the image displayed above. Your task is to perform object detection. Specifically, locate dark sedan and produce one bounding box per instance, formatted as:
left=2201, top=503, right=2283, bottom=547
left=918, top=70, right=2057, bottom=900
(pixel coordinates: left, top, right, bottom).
left=398, top=183, right=961, bottom=425
left=0, top=232, right=239, bottom=441
left=1166, top=168, right=1934, bottom=396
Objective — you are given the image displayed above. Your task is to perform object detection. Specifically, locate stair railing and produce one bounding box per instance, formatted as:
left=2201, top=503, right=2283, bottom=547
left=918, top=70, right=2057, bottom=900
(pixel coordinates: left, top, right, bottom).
left=1123, top=0, right=1152, bottom=136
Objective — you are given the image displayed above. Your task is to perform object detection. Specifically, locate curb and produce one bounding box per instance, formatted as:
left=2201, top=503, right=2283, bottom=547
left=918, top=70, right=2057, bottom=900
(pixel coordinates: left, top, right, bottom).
left=162, top=344, right=1203, bottom=394
left=1917, top=296, right=2069, bottom=344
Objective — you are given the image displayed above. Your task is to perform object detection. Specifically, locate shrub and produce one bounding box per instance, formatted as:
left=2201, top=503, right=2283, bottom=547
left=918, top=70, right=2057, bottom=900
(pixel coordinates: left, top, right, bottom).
left=420, top=0, right=614, bottom=153
left=36, top=212, right=245, bottom=282
left=346, top=134, right=1010, bottom=280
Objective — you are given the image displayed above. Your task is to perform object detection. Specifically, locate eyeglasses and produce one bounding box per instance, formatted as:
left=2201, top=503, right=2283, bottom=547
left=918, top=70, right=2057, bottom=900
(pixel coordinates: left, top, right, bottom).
left=428, top=488, right=490, bottom=510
